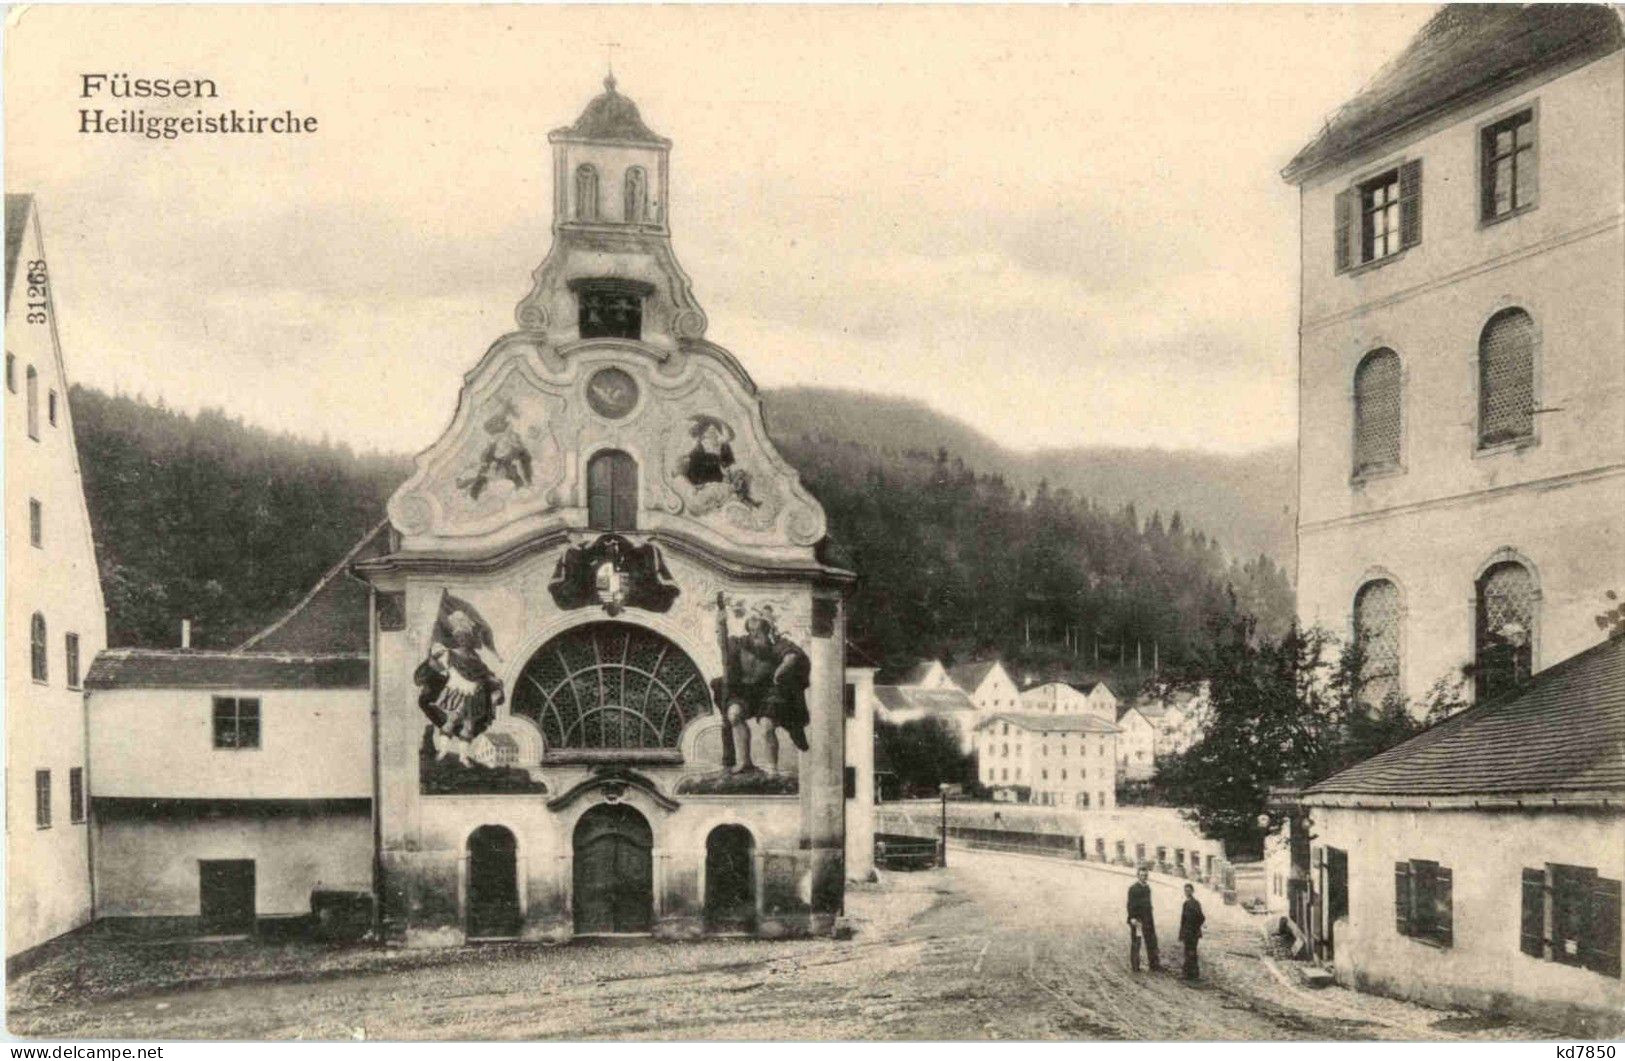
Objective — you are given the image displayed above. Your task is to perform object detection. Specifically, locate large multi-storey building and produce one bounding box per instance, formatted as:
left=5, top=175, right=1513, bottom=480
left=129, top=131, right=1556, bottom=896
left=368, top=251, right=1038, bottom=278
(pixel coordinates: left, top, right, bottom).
left=973, top=711, right=1117, bottom=809
left=5, top=194, right=108, bottom=962
left=1287, top=5, right=1625, bottom=708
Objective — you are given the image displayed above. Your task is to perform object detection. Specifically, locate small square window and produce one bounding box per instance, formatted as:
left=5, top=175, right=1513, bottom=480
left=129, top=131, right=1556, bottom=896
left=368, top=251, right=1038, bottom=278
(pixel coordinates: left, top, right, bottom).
left=212, top=696, right=261, bottom=749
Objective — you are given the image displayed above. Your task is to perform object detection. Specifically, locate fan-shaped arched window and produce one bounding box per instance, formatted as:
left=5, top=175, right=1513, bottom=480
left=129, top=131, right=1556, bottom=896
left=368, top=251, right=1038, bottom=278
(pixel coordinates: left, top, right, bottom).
left=25, top=365, right=38, bottom=440
left=1352, top=579, right=1401, bottom=705
left=574, top=164, right=601, bottom=221
left=623, top=166, right=647, bottom=224
left=1478, top=308, right=1535, bottom=447
left=511, top=621, right=710, bottom=752
left=587, top=449, right=638, bottom=531
left=1353, top=349, right=1402, bottom=475
left=30, top=612, right=47, bottom=683
left=1476, top=560, right=1535, bottom=700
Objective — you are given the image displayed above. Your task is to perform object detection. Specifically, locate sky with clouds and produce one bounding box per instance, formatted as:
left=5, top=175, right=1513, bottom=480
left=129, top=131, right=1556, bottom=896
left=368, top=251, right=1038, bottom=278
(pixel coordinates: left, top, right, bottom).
left=5, top=4, right=1434, bottom=457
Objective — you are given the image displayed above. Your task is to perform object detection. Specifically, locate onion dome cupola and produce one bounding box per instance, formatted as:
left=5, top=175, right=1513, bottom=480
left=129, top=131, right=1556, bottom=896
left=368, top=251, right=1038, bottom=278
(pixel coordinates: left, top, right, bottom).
left=516, top=76, right=707, bottom=346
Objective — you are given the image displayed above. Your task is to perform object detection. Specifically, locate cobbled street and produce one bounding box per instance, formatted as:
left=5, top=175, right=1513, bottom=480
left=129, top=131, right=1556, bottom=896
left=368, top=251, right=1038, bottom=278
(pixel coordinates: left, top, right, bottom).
left=8, top=848, right=1543, bottom=1041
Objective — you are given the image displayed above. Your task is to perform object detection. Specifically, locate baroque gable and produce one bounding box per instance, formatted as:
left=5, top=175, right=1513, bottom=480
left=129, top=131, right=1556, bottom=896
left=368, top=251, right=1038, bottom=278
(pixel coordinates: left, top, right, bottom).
left=386, top=335, right=827, bottom=564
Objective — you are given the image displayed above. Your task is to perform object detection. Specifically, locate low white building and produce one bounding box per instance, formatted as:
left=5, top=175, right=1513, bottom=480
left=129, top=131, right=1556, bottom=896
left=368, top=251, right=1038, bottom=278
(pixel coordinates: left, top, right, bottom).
left=84, top=650, right=374, bottom=933
left=1300, top=636, right=1624, bottom=1037
left=872, top=685, right=978, bottom=753
left=973, top=712, right=1117, bottom=810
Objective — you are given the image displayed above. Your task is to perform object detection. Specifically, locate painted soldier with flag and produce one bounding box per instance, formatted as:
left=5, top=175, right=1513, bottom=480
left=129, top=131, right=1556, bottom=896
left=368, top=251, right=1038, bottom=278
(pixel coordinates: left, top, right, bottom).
left=414, top=590, right=505, bottom=765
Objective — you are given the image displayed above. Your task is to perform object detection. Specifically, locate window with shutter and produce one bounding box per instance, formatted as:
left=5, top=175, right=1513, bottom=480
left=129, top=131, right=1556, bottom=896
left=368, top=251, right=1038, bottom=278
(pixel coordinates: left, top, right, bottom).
left=1395, top=860, right=1413, bottom=937
left=1357, top=168, right=1404, bottom=265
left=1398, top=159, right=1422, bottom=249
left=1478, top=308, right=1536, bottom=448
left=1521, top=867, right=1548, bottom=958
left=1334, top=189, right=1354, bottom=273
left=1551, top=864, right=1593, bottom=966
left=1352, top=349, right=1402, bottom=476
left=1475, top=561, right=1535, bottom=700
left=1353, top=579, right=1402, bottom=706
left=1433, top=865, right=1453, bottom=947
left=1581, top=876, right=1622, bottom=979
left=1481, top=109, right=1536, bottom=221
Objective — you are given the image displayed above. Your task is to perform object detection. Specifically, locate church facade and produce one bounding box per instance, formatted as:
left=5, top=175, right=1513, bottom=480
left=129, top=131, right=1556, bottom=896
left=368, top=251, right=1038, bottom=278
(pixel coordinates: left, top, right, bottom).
left=77, top=79, right=855, bottom=947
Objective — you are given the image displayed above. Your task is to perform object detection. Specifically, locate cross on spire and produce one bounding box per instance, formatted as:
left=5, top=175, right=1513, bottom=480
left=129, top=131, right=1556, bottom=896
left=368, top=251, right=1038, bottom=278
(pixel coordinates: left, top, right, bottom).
left=603, top=41, right=621, bottom=92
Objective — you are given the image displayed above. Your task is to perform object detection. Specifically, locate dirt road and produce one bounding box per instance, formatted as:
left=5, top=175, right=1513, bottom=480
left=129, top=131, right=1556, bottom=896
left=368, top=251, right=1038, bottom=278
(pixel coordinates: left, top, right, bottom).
left=8, top=847, right=1538, bottom=1040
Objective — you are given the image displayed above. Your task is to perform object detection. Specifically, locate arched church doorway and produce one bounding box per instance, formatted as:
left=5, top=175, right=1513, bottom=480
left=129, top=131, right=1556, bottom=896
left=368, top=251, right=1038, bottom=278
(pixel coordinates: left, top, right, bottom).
left=704, top=825, right=756, bottom=932
left=573, top=804, right=653, bottom=934
left=467, top=825, right=521, bottom=939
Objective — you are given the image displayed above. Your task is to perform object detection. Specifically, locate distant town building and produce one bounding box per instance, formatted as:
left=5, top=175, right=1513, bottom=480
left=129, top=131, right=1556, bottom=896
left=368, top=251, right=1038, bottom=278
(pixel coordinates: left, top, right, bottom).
left=1286, top=4, right=1625, bottom=710
left=1114, top=704, right=1159, bottom=781
left=973, top=712, right=1117, bottom=810
left=5, top=194, right=107, bottom=964
left=872, top=685, right=979, bottom=753
left=1020, top=679, right=1117, bottom=723
left=946, top=660, right=1020, bottom=713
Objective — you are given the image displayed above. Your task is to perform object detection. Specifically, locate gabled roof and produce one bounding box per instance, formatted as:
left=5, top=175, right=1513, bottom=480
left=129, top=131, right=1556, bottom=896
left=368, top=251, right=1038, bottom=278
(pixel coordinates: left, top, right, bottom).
left=976, top=711, right=1120, bottom=735
left=1283, top=5, right=1624, bottom=183
left=239, top=521, right=390, bottom=652
left=1305, top=636, right=1625, bottom=801
left=86, top=649, right=369, bottom=691
left=551, top=74, right=669, bottom=146
left=5, top=193, right=33, bottom=312
left=873, top=685, right=977, bottom=715
left=947, top=660, right=1001, bottom=692
left=885, top=659, right=944, bottom=686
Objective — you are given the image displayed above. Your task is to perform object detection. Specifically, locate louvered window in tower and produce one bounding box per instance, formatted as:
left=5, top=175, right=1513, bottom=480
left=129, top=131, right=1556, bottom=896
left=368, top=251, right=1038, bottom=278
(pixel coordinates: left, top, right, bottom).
left=587, top=449, right=638, bottom=531
left=1476, top=560, right=1535, bottom=700
left=574, top=164, right=600, bottom=221
left=1353, top=349, right=1401, bottom=475
left=1353, top=579, right=1401, bottom=706
left=1479, top=308, right=1535, bottom=447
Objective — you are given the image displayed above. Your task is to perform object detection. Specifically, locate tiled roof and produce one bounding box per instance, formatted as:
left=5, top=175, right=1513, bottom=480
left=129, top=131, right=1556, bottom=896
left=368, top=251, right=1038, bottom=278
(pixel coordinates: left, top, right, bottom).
left=873, top=685, right=977, bottom=715
left=5, top=193, right=33, bottom=312
left=976, top=711, right=1119, bottom=735
left=239, top=522, right=389, bottom=652
left=1305, top=636, right=1625, bottom=799
left=85, top=649, right=369, bottom=691
left=552, top=75, right=668, bottom=145
left=1283, top=5, right=1624, bottom=183
left=947, top=660, right=999, bottom=692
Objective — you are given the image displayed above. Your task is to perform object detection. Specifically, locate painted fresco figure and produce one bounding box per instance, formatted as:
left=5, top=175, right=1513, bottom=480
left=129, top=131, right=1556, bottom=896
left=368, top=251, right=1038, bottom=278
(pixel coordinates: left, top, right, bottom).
left=681, top=415, right=760, bottom=511
left=712, top=593, right=810, bottom=775
left=414, top=591, right=505, bottom=766
left=457, top=403, right=533, bottom=500
left=1128, top=865, right=1162, bottom=972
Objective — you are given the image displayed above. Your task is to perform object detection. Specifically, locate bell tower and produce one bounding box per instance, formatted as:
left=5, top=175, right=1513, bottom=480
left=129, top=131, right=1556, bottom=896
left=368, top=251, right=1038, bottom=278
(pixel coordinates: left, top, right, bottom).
left=516, top=76, right=707, bottom=346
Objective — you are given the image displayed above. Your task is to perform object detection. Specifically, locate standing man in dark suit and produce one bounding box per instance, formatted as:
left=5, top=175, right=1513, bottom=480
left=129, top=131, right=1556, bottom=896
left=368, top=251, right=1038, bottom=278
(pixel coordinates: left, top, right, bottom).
left=1179, top=883, right=1206, bottom=980
left=1127, top=865, right=1160, bottom=972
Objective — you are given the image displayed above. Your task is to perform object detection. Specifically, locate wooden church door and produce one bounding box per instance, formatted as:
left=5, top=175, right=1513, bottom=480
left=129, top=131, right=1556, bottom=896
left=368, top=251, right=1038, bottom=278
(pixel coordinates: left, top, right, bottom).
left=573, top=804, right=653, bottom=934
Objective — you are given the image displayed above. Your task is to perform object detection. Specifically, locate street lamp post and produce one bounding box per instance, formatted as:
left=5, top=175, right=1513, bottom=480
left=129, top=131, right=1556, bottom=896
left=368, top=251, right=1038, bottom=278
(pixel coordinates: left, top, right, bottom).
left=938, top=782, right=949, bottom=868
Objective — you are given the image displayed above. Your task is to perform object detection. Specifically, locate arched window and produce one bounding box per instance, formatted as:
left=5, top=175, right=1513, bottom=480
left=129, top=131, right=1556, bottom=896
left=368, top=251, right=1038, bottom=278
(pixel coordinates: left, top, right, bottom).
left=1353, top=349, right=1401, bottom=475
left=511, top=621, right=710, bottom=751
left=586, top=449, right=638, bottom=531
left=25, top=365, right=38, bottom=440
left=574, top=164, right=600, bottom=221
left=1352, top=579, right=1401, bottom=705
left=1479, top=308, right=1535, bottom=447
left=1476, top=560, right=1535, bottom=700
left=623, top=166, right=647, bottom=224
left=30, top=612, right=47, bottom=683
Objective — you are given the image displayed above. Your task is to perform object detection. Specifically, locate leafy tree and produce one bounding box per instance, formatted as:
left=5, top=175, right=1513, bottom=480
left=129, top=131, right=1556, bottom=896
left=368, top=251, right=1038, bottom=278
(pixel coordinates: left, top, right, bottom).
left=874, top=718, right=974, bottom=794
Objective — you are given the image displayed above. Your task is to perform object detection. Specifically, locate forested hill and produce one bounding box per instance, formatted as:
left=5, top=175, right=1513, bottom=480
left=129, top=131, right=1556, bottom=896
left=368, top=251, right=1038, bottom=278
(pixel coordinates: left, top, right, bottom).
left=69, top=385, right=1295, bottom=679
left=762, top=387, right=1297, bottom=569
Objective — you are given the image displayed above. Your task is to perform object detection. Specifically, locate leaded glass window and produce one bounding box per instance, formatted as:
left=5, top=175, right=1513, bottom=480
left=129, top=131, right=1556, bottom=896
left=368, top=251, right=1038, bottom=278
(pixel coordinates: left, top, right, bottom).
left=1353, top=579, right=1401, bottom=705
left=1353, top=349, right=1402, bottom=475
left=1476, top=561, right=1535, bottom=700
left=512, top=622, right=710, bottom=751
left=1479, top=309, right=1535, bottom=447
